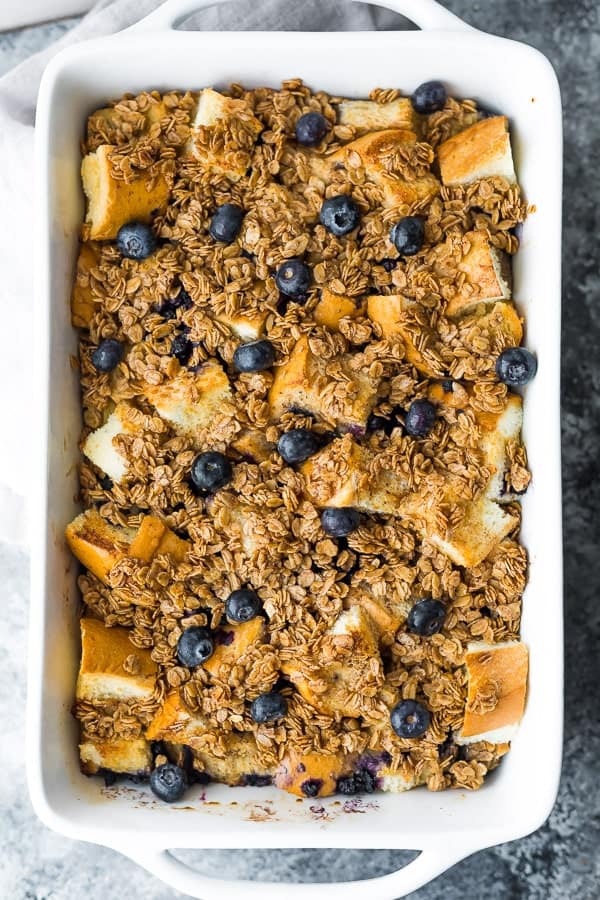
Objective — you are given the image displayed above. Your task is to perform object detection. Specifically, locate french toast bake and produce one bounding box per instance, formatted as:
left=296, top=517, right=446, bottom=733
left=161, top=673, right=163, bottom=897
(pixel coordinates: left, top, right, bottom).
left=67, top=78, right=535, bottom=802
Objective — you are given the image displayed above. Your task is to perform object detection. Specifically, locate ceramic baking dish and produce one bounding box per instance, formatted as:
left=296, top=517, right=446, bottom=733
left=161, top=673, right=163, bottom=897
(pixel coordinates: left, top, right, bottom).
left=28, top=1, right=563, bottom=896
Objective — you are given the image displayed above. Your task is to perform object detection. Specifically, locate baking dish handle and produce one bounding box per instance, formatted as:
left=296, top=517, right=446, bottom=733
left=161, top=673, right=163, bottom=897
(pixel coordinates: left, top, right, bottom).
left=124, top=844, right=472, bottom=899
left=128, top=0, right=475, bottom=33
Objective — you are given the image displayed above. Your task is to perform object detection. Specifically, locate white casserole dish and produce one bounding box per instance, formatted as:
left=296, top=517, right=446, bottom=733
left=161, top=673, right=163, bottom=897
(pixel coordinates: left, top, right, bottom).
left=28, top=1, right=563, bottom=897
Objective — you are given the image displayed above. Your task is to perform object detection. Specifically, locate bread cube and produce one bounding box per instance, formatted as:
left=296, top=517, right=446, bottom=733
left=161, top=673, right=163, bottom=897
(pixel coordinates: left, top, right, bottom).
left=230, top=428, right=274, bottom=463
left=457, top=640, right=528, bottom=744
left=275, top=749, right=354, bottom=798
left=142, top=360, right=233, bottom=437
left=191, top=732, right=273, bottom=786
left=188, top=88, right=263, bottom=180
left=202, top=618, right=266, bottom=678
left=367, top=294, right=444, bottom=377
left=76, top=617, right=158, bottom=703
left=446, top=231, right=512, bottom=317
left=301, top=436, right=409, bottom=515
left=282, top=606, right=382, bottom=718
left=79, top=736, right=152, bottom=776
left=88, top=97, right=168, bottom=144
left=314, top=288, right=362, bottom=332
left=216, top=308, right=269, bottom=341
left=437, top=116, right=516, bottom=187
left=71, top=242, right=101, bottom=328
left=349, top=586, right=410, bottom=639
left=426, top=496, right=518, bottom=569
left=128, top=514, right=189, bottom=564
left=458, top=301, right=523, bottom=348
left=320, top=129, right=440, bottom=211
left=269, top=337, right=379, bottom=431
left=65, top=509, right=135, bottom=583
left=146, top=691, right=208, bottom=742
left=477, top=393, right=523, bottom=501
left=82, top=403, right=143, bottom=484
left=378, top=769, right=419, bottom=793
left=337, top=98, right=418, bottom=134
left=81, top=144, right=171, bottom=240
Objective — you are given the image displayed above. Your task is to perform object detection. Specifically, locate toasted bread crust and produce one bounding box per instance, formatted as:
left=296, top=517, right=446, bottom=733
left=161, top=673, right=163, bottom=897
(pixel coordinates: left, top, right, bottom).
left=438, top=116, right=516, bottom=186
left=460, top=641, right=528, bottom=741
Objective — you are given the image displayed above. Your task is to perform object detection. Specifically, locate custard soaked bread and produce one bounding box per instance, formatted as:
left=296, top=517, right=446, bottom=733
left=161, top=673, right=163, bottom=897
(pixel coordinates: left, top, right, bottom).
left=68, top=78, right=534, bottom=802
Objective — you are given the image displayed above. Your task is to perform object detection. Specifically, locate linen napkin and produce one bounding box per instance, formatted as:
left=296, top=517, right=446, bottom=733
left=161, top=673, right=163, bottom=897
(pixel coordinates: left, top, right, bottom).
left=0, top=0, right=403, bottom=546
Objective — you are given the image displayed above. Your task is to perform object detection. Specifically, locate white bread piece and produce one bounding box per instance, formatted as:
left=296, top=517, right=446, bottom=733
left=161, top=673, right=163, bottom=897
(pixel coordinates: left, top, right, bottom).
left=71, top=242, right=101, bottom=328
left=437, top=116, right=516, bottom=187
left=187, top=88, right=263, bottom=180
left=79, top=736, right=152, bottom=776
left=457, top=640, right=528, bottom=744
left=315, top=129, right=439, bottom=211
left=446, top=231, right=512, bottom=317
left=314, top=287, right=363, bottom=332
left=427, top=496, right=518, bottom=569
left=65, top=509, right=135, bottom=583
left=76, top=617, right=158, bottom=703
left=367, top=294, right=444, bottom=377
left=146, top=691, right=209, bottom=742
left=216, top=308, right=269, bottom=341
left=82, top=403, right=142, bottom=484
left=230, top=428, right=274, bottom=463
left=203, top=618, right=266, bottom=678
left=478, top=394, right=523, bottom=501
left=269, top=336, right=379, bottom=431
left=378, top=770, right=418, bottom=793
left=337, top=98, right=418, bottom=134
left=81, top=144, right=170, bottom=240
left=142, top=360, right=233, bottom=437
left=191, top=733, right=273, bottom=786
left=347, top=584, right=411, bottom=639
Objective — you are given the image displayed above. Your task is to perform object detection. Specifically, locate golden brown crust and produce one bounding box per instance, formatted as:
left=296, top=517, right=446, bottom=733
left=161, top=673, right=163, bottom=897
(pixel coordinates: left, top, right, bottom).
left=275, top=748, right=354, bottom=797
left=77, top=617, right=158, bottom=703
left=445, top=231, right=512, bottom=317
left=65, top=509, right=134, bottom=583
left=80, top=736, right=152, bottom=775
left=437, top=116, right=515, bottom=187
left=461, top=641, right=528, bottom=739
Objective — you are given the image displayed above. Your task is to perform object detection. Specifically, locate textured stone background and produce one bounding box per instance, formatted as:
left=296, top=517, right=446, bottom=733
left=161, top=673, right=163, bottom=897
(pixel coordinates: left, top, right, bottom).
left=1, top=1, right=598, bottom=897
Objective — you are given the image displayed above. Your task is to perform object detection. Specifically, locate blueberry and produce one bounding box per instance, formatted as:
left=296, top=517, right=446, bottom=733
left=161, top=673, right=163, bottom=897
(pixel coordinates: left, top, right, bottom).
left=171, top=333, right=192, bottom=364
left=301, top=779, right=323, bottom=798
left=91, top=338, right=123, bottom=373
left=233, top=340, right=275, bottom=373
left=495, top=347, right=537, bottom=386
left=149, top=763, right=188, bottom=802
left=242, top=773, right=273, bottom=787
left=275, top=259, right=311, bottom=299
left=407, top=599, right=446, bottom=636
left=381, top=258, right=398, bottom=273
left=405, top=399, right=436, bottom=437
left=209, top=203, right=244, bottom=243
left=176, top=626, right=214, bottom=667
left=390, top=699, right=431, bottom=739
left=411, top=81, right=448, bottom=114
left=319, top=195, right=360, bottom=237
left=116, top=221, right=157, bottom=260
left=277, top=429, right=321, bottom=465
left=321, top=507, right=360, bottom=538
left=295, top=111, right=329, bottom=147
left=250, top=691, right=288, bottom=723
left=367, top=412, right=399, bottom=435
left=391, top=216, right=425, bottom=256
left=225, top=588, right=261, bottom=623
left=190, top=451, right=232, bottom=493
left=159, top=289, right=193, bottom=320
left=336, top=769, right=376, bottom=795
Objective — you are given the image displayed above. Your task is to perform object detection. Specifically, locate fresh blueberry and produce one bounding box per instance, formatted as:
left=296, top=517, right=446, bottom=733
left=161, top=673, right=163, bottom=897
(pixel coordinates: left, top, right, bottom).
left=336, top=769, right=376, bottom=795
left=495, top=347, right=537, bottom=386
left=275, top=259, right=311, bottom=299
left=190, top=451, right=232, bottom=492
left=381, top=258, right=398, bottom=272
left=407, top=599, right=446, bottom=636
left=91, top=338, right=123, bottom=373
left=209, top=203, right=244, bottom=243
left=411, top=80, right=448, bottom=114
left=250, top=691, right=288, bottom=723
left=242, top=773, right=273, bottom=787
left=390, top=699, right=431, bottom=739
left=225, top=588, right=261, bottom=623
left=149, top=763, right=188, bottom=802
left=171, top=333, right=192, bottom=364
left=319, top=195, right=360, bottom=237
left=295, top=111, right=330, bottom=146
left=176, top=626, right=214, bottom=667
left=116, top=221, right=157, bottom=260
left=159, top=289, right=193, bottom=320
left=405, top=399, right=436, bottom=437
left=301, top=779, right=323, bottom=798
left=390, top=216, right=425, bottom=256
left=321, top=507, right=360, bottom=538
left=277, top=429, right=321, bottom=465
left=233, top=340, right=275, bottom=373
